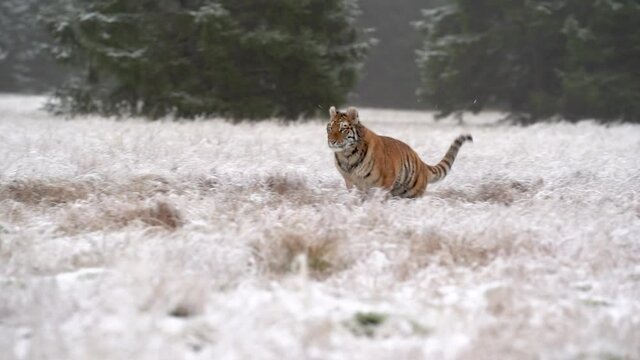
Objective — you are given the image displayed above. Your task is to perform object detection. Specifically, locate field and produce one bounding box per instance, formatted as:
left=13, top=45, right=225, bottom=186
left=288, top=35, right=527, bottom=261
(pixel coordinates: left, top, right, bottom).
left=1, top=95, right=639, bottom=359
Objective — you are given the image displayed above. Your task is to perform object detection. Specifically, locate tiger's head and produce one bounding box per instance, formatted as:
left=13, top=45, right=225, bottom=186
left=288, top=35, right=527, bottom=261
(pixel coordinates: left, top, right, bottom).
left=326, top=106, right=361, bottom=152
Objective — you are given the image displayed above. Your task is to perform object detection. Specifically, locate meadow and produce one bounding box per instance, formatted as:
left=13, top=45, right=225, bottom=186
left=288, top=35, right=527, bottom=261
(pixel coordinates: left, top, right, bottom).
left=1, top=95, right=639, bottom=359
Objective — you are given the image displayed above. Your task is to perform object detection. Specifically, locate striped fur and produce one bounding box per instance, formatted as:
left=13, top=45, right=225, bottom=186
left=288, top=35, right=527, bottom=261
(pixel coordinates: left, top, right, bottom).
left=327, top=106, right=472, bottom=198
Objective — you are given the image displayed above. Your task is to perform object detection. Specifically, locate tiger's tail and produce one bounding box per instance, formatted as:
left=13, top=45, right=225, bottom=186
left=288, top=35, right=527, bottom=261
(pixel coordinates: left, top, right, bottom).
left=427, top=134, right=473, bottom=183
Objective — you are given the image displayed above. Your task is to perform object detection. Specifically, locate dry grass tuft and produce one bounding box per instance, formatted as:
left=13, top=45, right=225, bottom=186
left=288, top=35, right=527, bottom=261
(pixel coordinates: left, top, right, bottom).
left=123, top=175, right=174, bottom=199
left=395, top=230, right=446, bottom=280
left=395, top=229, right=540, bottom=279
left=1, top=175, right=180, bottom=208
left=139, top=201, right=184, bottom=229
left=1, top=179, right=90, bottom=205
left=435, top=178, right=543, bottom=205
left=59, top=200, right=183, bottom=233
left=253, top=226, right=348, bottom=278
left=441, top=233, right=518, bottom=266
left=115, top=200, right=184, bottom=230
left=263, top=174, right=309, bottom=195
left=256, top=173, right=324, bottom=206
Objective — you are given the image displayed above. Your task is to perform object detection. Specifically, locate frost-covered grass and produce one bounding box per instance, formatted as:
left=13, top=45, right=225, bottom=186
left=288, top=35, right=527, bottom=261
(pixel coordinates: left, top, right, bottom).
left=1, top=95, right=639, bottom=360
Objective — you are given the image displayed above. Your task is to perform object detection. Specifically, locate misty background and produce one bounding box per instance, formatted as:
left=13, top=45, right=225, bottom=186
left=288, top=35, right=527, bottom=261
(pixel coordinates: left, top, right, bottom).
left=353, top=0, right=445, bottom=109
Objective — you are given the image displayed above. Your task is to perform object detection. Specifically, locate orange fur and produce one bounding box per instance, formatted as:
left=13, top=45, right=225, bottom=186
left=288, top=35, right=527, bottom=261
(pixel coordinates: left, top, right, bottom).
left=327, top=106, right=472, bottom=198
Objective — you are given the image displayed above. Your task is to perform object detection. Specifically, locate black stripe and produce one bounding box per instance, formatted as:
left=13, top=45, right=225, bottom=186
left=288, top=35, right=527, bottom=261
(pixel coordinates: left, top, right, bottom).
left=437, top=164, right=447, bottom=175
left=398, top=157, right=410, bottom=189
left=347, top=147, right=367, bottom=172
left=396, top=158, right=406, bottom=186
left=404, top=160, right=415, bottom=188
left=442, top=158, right=451, bottom=168
left=362, top=142, right=370, bottom=162
left=335, top=154, right=348, bottom=171
left=364, top=166, right=373, bottom=179
left=390, top=160, right=405, bottom=195
left=361, top=142, right=369, bottom=160
left=361, top=152, right=375, bottom=176
left=398, top=171, right=418, bottom=197
left=408, top=167, right=420, bottom=189
left=396, top=162, right=414, bottom=197
left=347, top=146, right=358, bottom=158
left=432, top=165, right=440, bottom=177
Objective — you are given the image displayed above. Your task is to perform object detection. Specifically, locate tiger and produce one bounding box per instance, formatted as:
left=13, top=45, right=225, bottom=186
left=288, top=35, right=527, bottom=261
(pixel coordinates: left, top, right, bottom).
left=326, top=106, right=472, bottom=198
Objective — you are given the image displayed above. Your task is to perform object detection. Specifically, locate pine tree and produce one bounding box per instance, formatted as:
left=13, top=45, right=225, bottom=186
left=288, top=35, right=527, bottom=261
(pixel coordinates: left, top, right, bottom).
left=42, top=0, right=372, bottom=120
left=561, top=0, right=640, bottom=123
left=415, top=0, right=640, bottom=123
left=415, top=0, right=568, bottom=122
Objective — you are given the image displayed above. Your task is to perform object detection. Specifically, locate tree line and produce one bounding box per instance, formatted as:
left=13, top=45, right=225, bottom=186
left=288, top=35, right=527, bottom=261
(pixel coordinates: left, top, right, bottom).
left=416, top=0, right=640, bottom=123
left=0, top=0, right=638, bottom=122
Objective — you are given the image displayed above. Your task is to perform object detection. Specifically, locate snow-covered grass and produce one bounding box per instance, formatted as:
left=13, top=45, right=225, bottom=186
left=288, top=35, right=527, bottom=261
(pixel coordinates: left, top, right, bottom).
left=1, top=95, right=639, bottom=360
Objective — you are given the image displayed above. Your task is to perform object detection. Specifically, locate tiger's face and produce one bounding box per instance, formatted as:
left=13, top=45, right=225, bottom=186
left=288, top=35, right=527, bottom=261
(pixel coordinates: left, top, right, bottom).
left=326, top=106, right=360, bottom=152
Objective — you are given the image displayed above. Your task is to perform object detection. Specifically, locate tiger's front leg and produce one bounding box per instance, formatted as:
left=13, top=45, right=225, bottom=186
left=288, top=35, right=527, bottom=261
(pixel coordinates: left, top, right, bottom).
left=343, top=177, right=354, bottom=189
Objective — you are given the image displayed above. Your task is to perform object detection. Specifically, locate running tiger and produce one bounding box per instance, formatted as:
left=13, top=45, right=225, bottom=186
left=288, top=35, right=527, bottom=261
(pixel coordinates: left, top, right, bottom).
left=327, top=106, right=472, bottom=198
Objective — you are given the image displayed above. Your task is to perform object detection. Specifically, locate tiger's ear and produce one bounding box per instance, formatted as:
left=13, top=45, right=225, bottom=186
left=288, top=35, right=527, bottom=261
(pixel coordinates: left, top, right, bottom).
left=329, top=106, right=337, bottom=118
left=346, top=107, right=359, bottom=123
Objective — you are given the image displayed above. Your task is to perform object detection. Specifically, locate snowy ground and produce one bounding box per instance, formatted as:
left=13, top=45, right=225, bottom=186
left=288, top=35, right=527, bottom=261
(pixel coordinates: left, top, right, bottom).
left=0, top=95, right=639, bottom=360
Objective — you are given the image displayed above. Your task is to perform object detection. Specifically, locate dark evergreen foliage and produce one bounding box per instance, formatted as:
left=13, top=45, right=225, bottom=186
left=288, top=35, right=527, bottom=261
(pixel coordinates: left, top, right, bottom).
left=416, top=0, right=640, bottom=123
left=42, top=0, right=372, bottom=120
left=561, top=1, right=640, bottom=123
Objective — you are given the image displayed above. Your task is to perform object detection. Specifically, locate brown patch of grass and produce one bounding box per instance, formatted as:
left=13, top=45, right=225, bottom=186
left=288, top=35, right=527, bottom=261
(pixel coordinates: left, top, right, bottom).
left=1, top=175, right=179, bottom=207
left=261, top=173, right=327, bottom=206
left=441, top=235, right=514, bottom=266
left=129, top=201, right=184, bottom=230
left=396, top=229, right=541, bottom=278
left=1, top=179, right=90, bottom=205
left=435, top=178, right=543, bottom=205
left=263, top=174, right=308, bottom=195
left=58, top=200, right=183, bottom=234
left=395, top=230, right=446, bottom=280
left=253, top=226, right=348, bottom=279
left=125, top=175, right=173, bottom=199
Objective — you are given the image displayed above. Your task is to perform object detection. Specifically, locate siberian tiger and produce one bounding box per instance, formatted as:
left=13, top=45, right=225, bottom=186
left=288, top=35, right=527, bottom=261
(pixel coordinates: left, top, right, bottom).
left=327, top=106, right=472, bottom=198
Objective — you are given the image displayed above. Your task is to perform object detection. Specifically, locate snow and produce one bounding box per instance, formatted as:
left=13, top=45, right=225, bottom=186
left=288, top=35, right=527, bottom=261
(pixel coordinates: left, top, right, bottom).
left=1, top=95, right=639, bottom=359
